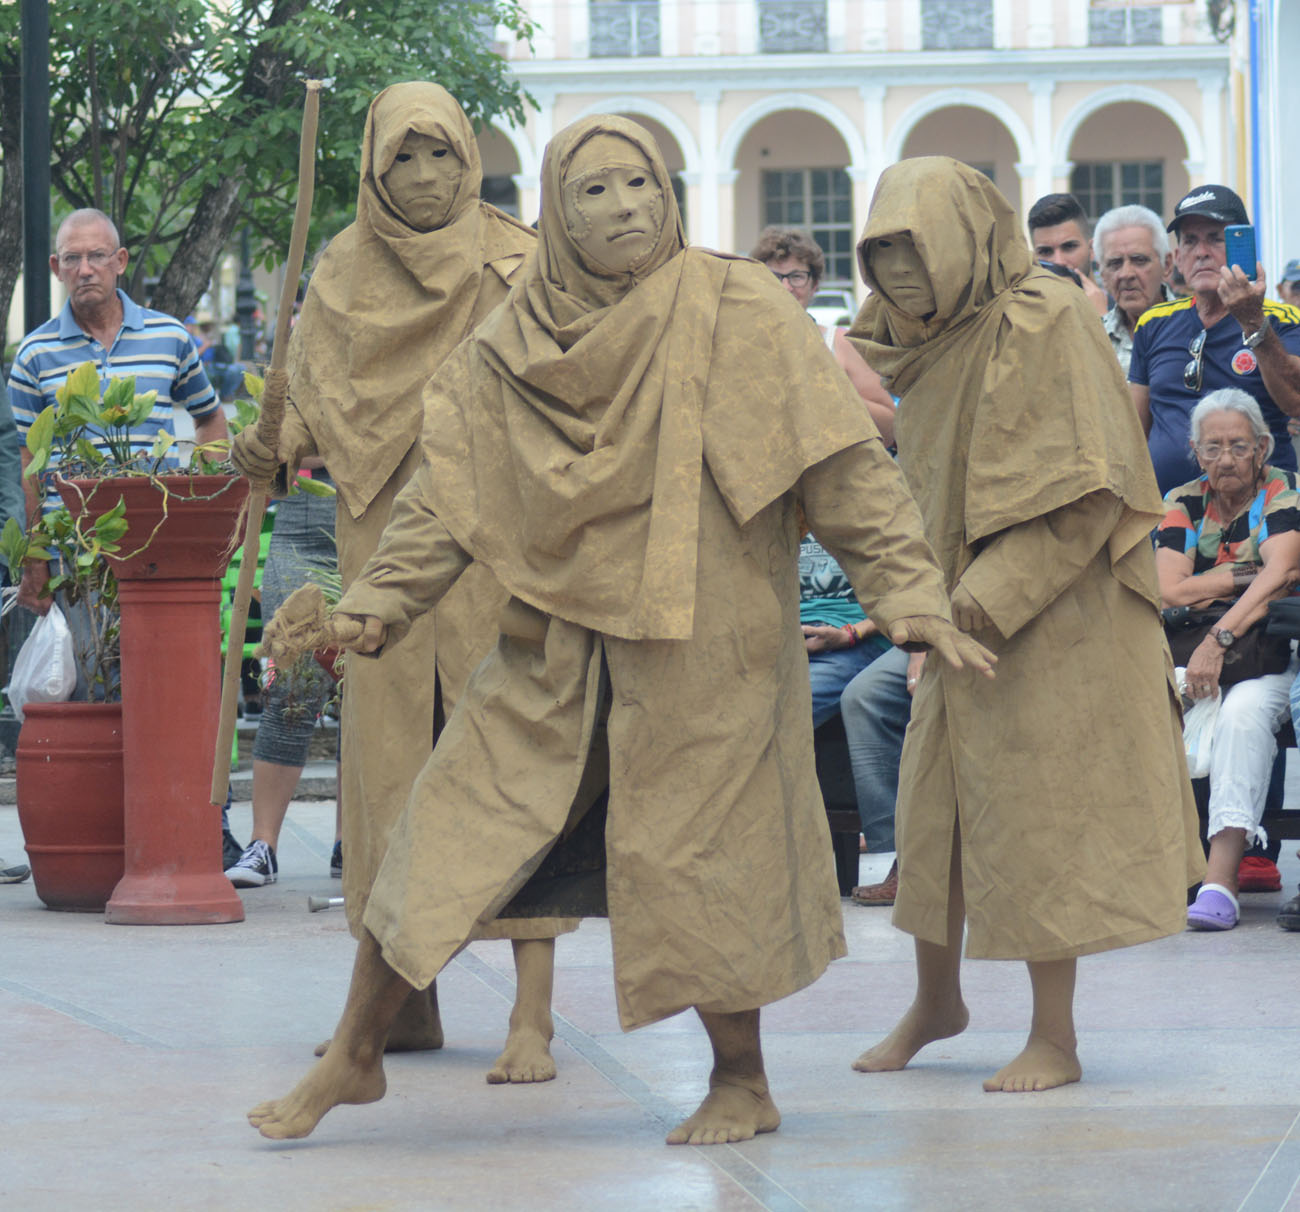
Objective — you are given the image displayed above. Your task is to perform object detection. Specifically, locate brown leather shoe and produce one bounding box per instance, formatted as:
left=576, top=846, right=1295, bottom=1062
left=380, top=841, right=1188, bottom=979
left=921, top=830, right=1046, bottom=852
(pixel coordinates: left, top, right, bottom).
left=850, top=858, right=898, bottom=906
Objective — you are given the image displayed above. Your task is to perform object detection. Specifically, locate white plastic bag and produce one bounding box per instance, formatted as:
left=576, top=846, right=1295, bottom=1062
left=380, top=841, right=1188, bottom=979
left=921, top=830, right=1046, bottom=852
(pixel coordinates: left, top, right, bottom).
left=4, top=603, right=76, bottom=723
left=1180, top=673, right=1221, bottom=780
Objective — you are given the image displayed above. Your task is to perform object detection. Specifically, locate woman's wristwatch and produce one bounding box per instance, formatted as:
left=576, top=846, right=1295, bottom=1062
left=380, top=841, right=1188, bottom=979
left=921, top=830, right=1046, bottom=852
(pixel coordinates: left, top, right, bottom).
left=1211, top=626, right=1236, bottom=649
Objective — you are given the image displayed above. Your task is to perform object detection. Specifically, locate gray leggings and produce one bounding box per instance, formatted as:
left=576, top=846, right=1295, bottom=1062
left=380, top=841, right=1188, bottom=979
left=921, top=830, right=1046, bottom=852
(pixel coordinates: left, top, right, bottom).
left=250, top=479, right=338, bottom=768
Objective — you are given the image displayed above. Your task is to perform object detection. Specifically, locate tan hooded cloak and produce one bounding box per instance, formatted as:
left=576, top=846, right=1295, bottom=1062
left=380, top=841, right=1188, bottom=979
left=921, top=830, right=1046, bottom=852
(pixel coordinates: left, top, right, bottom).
left=279, top=82, right=567, bottom=942
left=340, top=116, right=955, bottom=1029
left=848, top=157, right=1202, bottom=960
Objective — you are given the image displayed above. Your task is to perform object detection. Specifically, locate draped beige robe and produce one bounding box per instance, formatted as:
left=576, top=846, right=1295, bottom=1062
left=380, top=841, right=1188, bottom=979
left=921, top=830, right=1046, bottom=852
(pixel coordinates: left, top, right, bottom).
left=849, top=157, right=1203, bottom=960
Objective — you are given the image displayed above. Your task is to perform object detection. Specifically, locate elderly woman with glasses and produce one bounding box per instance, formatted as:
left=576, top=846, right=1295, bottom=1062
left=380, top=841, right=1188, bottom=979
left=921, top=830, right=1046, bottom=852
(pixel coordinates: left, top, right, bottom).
left=1157, top=387, right=1300, bottom=930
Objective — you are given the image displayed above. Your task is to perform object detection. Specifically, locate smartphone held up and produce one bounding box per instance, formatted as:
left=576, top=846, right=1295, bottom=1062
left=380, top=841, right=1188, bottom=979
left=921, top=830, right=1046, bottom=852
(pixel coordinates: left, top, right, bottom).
left=1225, top=224, right=1259, bottom=281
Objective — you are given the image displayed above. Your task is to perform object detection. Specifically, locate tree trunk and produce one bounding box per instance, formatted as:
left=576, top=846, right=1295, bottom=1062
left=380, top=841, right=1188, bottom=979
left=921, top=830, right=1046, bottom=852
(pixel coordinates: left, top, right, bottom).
left=148, top=0, right=310, bottom=321
left=0, top=45, right=25, bottom=351
left=148, top=173, right=243, bottom=320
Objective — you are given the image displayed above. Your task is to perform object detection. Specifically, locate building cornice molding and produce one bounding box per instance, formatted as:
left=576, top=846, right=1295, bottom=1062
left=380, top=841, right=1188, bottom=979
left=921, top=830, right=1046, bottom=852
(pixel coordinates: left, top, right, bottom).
left=506, top=45, right=1229, bottom=95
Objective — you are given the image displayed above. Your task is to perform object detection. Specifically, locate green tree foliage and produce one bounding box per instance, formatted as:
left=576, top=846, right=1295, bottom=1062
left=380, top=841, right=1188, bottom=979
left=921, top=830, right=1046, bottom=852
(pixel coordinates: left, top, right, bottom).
left=0, top=0, right=534, bottom=327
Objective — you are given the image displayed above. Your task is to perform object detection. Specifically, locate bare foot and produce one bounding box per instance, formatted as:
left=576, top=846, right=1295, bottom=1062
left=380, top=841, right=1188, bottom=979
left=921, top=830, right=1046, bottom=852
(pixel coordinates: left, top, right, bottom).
left=852, top=998, right=970, bottom=1072
left=666, top=1075, right=781, bottom=1146
left=983, top=1037, right=1081, bottom=1093
left=315, top=985, right=444, bottom=1057
left=486, top=1022, right=557, bottom=1084
left=248, top=1049, right=386, bottom=1140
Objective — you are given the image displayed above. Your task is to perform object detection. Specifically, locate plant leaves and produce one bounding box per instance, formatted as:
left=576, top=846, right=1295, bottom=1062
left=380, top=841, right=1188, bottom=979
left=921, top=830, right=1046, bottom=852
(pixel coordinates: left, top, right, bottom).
left=127, top=389, right=159, bottom=427
left=25, top=406, right=56, bottom=461
left=56, top=361, right=101, bottom=411
left=0, top=516, right=26, bottom=567
left=101, top=375, right=136, bottom=415
left=292, top=476, right=336, bottom=497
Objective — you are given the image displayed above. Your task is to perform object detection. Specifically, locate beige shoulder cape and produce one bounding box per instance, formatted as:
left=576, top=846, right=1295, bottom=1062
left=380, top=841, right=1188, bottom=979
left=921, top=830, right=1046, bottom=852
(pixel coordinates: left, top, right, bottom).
left=848, top=156, right=1165, bottom=598
left=415, top=116, right=874, bottom=640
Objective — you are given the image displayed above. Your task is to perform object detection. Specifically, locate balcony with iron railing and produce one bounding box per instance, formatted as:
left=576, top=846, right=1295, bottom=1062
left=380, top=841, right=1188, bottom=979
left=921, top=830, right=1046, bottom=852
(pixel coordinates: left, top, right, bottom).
left=589, top=0, right=661, bottom=57
left=922, top=0, right=994, bottom=51
left=1087, top=5, right=1164, bottom=47
left=757, top=1, right=828, bottom=53
left=500, top=1, right=1205, bottom=62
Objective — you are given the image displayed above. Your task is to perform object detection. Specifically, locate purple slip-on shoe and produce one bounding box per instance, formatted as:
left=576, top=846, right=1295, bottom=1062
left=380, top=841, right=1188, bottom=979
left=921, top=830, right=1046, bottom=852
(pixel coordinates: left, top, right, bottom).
left=1187, top=886, right=1239, bottom=931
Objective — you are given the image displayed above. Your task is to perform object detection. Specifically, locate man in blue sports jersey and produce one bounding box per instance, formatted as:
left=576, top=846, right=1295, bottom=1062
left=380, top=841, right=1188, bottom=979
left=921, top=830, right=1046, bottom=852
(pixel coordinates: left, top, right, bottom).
left=1129, top=185, right=1300, bottom=496
left=7, top=208, right=229, bottom=614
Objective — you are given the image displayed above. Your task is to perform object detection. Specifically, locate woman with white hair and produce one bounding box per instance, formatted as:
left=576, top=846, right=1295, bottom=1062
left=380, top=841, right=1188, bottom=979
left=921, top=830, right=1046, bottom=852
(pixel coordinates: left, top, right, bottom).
left=1157, top=387, right=1300, bottom=930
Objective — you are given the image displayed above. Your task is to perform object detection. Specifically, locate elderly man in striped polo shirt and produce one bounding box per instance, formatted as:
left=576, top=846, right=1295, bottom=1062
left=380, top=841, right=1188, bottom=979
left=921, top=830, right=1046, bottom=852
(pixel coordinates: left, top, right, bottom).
left=7, top=208, right=229, bottom=615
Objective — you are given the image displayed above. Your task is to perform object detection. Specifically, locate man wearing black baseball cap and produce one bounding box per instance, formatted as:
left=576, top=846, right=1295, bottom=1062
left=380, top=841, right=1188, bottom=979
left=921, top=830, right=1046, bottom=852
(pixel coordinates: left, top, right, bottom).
left=1128, top=184, right=1300, bottom=496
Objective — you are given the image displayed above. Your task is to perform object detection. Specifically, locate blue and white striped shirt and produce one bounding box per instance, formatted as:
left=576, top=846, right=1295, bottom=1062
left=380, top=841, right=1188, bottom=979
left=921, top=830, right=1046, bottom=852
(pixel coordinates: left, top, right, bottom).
left=8, top=289, right=219, bottom=464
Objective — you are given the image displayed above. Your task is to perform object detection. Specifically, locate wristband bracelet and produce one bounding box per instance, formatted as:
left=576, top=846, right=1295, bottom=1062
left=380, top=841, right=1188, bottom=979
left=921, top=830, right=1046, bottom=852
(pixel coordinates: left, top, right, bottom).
left=841, top=624, right=858, bottom=647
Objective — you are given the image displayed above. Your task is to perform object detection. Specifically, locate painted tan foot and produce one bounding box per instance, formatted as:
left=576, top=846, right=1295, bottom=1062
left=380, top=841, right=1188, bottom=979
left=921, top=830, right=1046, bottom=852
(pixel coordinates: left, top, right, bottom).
left=315, top=985, right=444, bottom=1057
left=852, top=999, right=970, bottom=1072
left=983, top=1038, right=1081, bottom=1093
left=486, top=1022, right=557, bottom=1084
left=248, top=1050, right=386, bottom=1140
left=665, top=1076, right=781, bottom=1146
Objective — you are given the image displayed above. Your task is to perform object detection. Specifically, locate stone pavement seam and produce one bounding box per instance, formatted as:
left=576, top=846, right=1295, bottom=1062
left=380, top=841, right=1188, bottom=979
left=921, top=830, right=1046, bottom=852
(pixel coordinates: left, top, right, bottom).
left=457, top=947, right=814, bottom=1212
left=1236, top=1106, right=1300, bottom=1212
left=0, top=975, right=169, bottom=1048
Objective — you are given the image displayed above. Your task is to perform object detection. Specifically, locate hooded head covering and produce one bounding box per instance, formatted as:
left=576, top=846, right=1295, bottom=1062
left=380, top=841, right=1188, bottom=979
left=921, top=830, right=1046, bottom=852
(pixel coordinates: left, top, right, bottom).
left=855, top=157, right=1032, bottom=360
left=288, top=81, right=533, bottom=518
left=515, top=115, right=686, bottom=339
left=847, top=157, right=1164, bottom=592
left=412, top=116, right=875, bottom=640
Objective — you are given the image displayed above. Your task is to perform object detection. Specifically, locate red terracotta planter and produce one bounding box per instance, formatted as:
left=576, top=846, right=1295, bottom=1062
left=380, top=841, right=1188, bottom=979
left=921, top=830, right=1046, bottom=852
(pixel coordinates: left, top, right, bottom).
left=313, top=647, right=343, bottom=683
left=16, top=702, right=125, bottom=912
left=65, top=474, right=249, bottom=925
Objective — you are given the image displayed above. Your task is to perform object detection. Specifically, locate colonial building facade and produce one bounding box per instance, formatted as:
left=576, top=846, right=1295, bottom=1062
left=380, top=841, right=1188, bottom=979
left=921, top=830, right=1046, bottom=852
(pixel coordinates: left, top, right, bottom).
left=477, top=1, right=1232, bottom=292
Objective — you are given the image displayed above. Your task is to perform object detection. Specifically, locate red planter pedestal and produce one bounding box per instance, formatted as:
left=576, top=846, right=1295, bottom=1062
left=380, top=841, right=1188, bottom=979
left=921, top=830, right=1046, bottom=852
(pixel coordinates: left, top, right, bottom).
left=16, top=702, right=125, bottom=911
left=66, top=475, right=249, bottom=925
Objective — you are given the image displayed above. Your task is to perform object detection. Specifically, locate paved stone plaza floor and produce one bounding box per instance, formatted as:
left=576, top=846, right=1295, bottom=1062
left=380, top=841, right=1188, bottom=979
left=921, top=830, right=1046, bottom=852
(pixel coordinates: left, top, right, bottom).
left=3, top=795, right=1299, bottom=1212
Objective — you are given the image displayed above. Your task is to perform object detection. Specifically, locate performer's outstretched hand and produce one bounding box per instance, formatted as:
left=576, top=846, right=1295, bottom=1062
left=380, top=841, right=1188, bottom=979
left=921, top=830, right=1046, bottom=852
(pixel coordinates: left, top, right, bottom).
left=258, top=584, right=388, bottom=667
left=889, top=615, right=997, bottom=677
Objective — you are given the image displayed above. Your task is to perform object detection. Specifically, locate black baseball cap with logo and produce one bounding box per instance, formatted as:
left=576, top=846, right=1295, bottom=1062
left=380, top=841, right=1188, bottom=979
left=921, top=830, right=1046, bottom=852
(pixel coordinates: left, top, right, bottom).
left=1167, top=184, right=1250, bottom=233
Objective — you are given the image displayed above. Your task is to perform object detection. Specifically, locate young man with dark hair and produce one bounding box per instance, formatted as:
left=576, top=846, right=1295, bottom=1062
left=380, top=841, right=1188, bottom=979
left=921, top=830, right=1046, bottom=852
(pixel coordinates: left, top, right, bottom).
left=1027, top=192, right=1107, bottom=315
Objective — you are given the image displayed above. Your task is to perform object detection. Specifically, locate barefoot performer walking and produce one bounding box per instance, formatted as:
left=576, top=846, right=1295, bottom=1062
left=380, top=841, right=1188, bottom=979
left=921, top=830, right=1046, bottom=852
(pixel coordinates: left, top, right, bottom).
left=847, top=158, right=1203, bottom=1093
left=248, top=117, right=994, bottom=1146
left=231, top=84, right=578, bottom=1080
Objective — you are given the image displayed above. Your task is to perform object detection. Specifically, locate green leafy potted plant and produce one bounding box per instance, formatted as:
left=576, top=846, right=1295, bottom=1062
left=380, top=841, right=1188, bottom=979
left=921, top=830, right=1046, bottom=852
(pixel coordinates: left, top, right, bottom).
left=2, top=361, right=248, bottom=920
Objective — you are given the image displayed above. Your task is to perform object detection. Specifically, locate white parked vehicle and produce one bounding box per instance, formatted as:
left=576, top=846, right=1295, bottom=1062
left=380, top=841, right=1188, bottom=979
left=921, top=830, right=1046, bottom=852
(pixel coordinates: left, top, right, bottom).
left=805, top=289, right=855, bottom=330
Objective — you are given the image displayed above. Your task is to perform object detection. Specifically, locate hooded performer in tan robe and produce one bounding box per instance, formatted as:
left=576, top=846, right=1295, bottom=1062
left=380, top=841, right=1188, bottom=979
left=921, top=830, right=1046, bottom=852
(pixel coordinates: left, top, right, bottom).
left=845, top=157, right=1203, bottom=1093
left=231, top=82, right=575, bottom=1080
left=248, top=118, right=994, bottom=1147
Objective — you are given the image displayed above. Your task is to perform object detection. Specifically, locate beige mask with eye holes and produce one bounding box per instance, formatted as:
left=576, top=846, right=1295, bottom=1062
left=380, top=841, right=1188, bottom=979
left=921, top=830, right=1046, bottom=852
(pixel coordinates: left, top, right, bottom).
left=560, top=133, right=666, bottom=276
left=379, top=130, right=465, bottom=232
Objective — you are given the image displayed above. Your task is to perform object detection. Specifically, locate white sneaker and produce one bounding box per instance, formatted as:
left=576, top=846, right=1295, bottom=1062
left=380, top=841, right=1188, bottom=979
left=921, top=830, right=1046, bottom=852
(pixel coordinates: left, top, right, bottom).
left=225, top=839, right=278, bottom=887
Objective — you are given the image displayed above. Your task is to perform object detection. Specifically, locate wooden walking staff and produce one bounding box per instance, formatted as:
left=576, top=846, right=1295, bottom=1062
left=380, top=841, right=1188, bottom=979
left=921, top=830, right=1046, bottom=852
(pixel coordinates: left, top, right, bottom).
left=211, top=79, right=324, bottom=806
